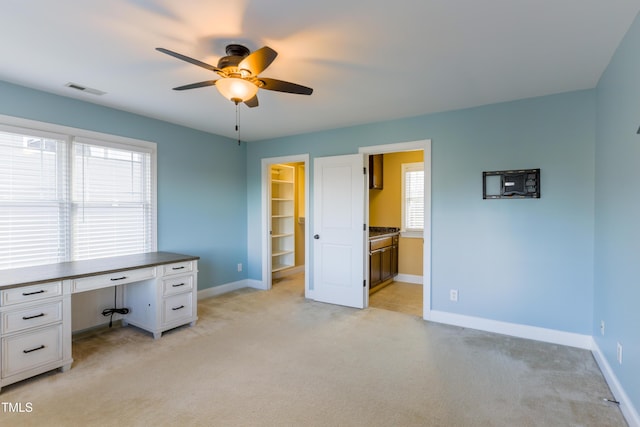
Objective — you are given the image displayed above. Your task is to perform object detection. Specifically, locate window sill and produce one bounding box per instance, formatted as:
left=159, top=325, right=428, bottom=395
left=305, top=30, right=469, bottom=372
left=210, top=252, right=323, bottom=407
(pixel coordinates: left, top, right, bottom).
left=400, top=230, right=423, bottom=239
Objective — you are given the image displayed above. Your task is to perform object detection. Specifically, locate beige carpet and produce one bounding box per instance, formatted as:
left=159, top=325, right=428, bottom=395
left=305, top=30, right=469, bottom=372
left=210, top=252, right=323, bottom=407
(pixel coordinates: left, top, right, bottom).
left=0, top=274, right=626, bottom=426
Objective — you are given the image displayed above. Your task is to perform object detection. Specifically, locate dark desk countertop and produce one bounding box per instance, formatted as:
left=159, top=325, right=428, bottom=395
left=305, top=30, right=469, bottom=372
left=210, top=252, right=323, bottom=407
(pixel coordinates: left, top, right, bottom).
left=0, top=252, right=200, bottom=290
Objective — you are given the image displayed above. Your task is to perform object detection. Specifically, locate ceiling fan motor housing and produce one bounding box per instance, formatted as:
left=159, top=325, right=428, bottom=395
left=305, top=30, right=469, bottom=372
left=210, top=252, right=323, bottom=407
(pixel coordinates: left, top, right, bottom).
left=218, top=44, right=251, bottom=72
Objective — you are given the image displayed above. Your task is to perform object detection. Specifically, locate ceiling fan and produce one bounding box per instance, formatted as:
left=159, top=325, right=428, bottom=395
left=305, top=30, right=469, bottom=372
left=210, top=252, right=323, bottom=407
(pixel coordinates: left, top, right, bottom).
left=156, top=44, right=313, bottom=107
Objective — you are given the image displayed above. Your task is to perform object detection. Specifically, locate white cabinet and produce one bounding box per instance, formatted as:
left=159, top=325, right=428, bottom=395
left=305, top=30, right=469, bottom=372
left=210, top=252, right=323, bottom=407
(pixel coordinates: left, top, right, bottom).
left=71, top=267, right=156, bottom=293
left=271, top=164, right=296, bottom=273
left=0, top=281, right=72, bottom=391
left=124, top=260, right=198, bottom=339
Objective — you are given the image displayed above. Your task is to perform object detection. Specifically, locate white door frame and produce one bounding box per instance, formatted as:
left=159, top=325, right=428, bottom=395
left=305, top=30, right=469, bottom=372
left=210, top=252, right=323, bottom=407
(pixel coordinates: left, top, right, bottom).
left=359, top=139, right=432, bottom=320
left=261, top=154, right=310, bottom=296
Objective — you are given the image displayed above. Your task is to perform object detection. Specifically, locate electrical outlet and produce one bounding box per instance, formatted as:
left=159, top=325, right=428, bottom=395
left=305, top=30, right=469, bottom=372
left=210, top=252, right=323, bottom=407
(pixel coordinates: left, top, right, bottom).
left=237, top=263, right=242, bottom=272
left=449, top=289, right=458, bottom=302
left=600, top=320, right=605, bottom=336
left=617, top=342, right=623, bottom=365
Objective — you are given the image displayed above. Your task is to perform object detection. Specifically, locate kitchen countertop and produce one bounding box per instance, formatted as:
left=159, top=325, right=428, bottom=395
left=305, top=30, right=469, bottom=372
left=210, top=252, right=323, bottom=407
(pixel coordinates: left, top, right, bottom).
left=369, top=227, right=400, bottom=238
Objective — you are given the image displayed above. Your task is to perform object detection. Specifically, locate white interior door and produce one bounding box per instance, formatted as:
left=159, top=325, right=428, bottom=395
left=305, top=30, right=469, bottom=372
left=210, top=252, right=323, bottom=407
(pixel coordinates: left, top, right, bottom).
left=313, top=154, right=366, bottom=308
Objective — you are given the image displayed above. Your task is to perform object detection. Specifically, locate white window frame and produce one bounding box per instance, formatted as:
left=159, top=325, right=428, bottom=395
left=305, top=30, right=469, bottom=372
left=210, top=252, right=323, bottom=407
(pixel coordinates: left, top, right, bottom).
left=0, top=114, right=157, bottom=269
left=401, top=162, right=424, bottom=238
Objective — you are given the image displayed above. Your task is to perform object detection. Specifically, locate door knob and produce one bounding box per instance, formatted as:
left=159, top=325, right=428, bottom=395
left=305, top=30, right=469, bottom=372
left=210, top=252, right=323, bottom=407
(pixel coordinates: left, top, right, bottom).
left=314, top=234, right=320, bottom=239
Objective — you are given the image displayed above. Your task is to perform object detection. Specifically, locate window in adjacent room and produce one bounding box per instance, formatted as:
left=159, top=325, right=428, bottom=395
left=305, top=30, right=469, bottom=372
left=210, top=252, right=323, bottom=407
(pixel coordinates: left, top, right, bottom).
left=0, top=123, right=156, bottom=270
left=401, top=162, right=424, bottom=237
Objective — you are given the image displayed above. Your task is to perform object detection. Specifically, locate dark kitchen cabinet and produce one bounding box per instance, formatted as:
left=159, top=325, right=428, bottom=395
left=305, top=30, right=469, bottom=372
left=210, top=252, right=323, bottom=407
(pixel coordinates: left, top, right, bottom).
left=369, top=233, right=399, bottom=291
left=380, top=246, right=393, bottom=282
left=370, top=249, right=382, bottom=286
left=391, top=237, right=398, bottom=279
left=368, top=154, right=383, bottom=189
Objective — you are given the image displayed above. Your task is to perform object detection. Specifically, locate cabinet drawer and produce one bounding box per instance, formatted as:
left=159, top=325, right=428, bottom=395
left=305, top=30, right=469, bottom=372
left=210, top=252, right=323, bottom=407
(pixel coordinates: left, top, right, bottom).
left=370, top=237, right=392, bottom=251
left=72, top=267, right=156, bottom=293
left=162, top=261, right=194, bottom=277
left=162, top=274, right=194, bottom=297
left=2, top=300, right=63, bottom=334
left=1, top=282, right=63, bottom=306
left=2, top=324, right=63, bottom=378
left=162, top=292, right=193, bottom=325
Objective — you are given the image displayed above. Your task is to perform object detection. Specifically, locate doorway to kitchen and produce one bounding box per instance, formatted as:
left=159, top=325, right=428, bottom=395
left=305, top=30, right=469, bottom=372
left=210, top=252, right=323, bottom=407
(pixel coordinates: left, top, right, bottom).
left=360, top=140, right=431, bottom=319
left=261, top=154, right=309, bottom=296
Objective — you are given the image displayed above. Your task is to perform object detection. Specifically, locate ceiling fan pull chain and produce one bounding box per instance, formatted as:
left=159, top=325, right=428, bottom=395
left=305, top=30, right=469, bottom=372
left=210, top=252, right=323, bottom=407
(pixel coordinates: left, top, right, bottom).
left=235, top=100, right=241, bottom=145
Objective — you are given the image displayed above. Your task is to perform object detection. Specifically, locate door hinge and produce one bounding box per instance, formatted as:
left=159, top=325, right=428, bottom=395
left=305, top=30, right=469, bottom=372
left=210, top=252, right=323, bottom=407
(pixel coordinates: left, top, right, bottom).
left=363, top=167, right=367, bottom=175
left=363, top=279, right=366, bottom=288
left=363, top=223, right=366, bottom=231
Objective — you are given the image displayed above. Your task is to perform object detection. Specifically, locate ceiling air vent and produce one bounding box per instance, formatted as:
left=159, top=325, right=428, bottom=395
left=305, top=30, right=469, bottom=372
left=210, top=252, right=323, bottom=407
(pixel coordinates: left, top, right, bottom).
left=64, top=82, right=106, bottom=96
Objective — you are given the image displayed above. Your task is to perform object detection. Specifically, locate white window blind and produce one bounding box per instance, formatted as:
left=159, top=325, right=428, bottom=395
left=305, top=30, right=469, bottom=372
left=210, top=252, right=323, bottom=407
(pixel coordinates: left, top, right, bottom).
left=0, top=121, right=156, bottom=270
left=73, top=139, right=152, bottom=260
left=402, top=162, right=424, bottom=233
left=0, top=127, right=69, bottom=269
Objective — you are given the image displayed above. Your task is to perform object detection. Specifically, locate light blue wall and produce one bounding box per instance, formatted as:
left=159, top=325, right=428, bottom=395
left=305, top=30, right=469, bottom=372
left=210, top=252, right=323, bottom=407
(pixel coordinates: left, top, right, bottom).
left=0, top=80, right=248, bottom=289
left=247, top=90, right=596, bottom=334
left=594, top=12, right=640, bottom=411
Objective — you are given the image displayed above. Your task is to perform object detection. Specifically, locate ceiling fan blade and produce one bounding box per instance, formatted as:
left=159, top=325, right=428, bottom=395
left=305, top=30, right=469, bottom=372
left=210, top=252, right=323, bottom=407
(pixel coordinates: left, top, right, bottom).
left=238, top=46, right=277, bottom=75
left=172, top=80, right=218, bottom=91
left=244, top=95, right=259, bottom=108
left=259, top=78, right=313, bottom=95
left=156, top=47, right=222, bottom=73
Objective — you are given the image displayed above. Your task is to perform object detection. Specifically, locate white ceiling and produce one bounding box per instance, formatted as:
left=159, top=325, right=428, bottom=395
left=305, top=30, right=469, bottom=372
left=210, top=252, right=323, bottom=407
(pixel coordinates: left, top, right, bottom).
left=1, top=1, right=639, bottom=141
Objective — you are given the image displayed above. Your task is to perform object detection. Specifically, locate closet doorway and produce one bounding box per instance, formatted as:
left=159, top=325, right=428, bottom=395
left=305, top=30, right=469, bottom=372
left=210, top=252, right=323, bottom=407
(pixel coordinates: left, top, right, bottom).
left=261, top=154, right=309, bottom=295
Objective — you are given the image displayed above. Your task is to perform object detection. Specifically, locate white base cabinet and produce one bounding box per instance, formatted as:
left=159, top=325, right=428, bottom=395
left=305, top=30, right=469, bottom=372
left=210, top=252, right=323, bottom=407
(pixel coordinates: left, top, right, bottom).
left=0, top=281, right=73, bottom=392
left=124, top=260, right=198, bottom=339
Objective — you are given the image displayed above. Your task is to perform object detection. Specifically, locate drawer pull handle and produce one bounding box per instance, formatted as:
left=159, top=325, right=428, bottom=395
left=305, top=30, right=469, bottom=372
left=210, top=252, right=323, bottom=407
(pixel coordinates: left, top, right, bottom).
left=172, top=283, right=185, bottom=288
left=23, top=345, right=46, bottom=354
left=22, top=289, right=45, bottom=296
left=172, top=305, right=185, bottom=311
left=110, top=276, right=127, bottom=281
left=22, top=313, right=46, bottom=320
left=172, top=266, right=185, bottom=270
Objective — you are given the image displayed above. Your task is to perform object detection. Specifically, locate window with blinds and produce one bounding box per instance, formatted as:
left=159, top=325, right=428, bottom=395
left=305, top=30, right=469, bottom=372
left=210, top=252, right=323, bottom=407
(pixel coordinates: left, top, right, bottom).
left=0, top=128, right=69, bottom=269
left=402, top=162, right=424, bottom=234
left=73, top=139, right=153, bottom=260
left=0, top=123, right=155, bottom=270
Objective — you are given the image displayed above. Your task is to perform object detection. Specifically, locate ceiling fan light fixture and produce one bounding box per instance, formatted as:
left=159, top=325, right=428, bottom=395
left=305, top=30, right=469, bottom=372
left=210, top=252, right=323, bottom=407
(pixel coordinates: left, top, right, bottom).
left=216, top=77, right=258, bottom=103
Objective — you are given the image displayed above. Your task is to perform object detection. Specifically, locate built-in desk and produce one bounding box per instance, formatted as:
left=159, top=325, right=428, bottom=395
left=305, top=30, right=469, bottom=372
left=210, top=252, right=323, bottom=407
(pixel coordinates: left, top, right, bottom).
left=0, top=252, right=199, bottom=392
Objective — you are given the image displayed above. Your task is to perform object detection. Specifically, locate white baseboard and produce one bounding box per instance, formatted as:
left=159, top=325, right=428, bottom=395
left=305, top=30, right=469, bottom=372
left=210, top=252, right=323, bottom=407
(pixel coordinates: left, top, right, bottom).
left=246, top=279, right=267, bottom=290
left=429, top=310, right=592, bottom=349
left=394, top=274, right=423, bottom=285
left=197, top=279, right=249, bottom=300
left=592, top=339, right=640, bottom=427
left=196, top=278, right=270, bottom=300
